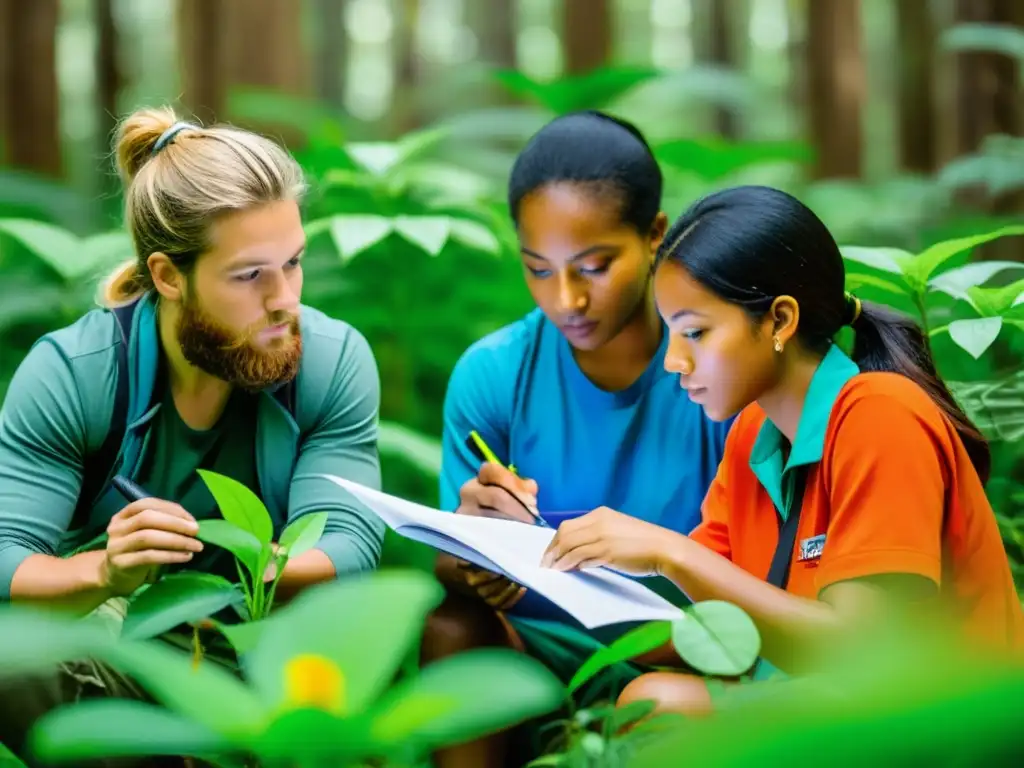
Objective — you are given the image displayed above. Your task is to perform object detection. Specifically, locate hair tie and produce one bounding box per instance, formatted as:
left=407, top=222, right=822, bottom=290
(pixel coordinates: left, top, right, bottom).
left=844, top=291, right=862, bottom=326
left=152, top=122, right=197, bottom=155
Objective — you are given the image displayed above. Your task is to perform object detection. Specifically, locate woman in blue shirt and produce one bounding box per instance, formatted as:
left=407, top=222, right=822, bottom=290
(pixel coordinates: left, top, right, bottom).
left=422, top=111, right=732, bottom=768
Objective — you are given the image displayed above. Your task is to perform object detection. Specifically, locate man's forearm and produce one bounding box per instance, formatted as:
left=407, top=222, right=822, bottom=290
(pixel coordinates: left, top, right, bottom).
left=273, top=548, right=336, bottom=601
left=9, top=551, right=114, bottom=615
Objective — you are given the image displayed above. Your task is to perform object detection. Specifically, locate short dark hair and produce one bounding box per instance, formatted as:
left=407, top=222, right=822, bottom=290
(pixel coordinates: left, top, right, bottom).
left=507, top=110, right=663, bottom=234
left=657, top=184, right=991, bottom=484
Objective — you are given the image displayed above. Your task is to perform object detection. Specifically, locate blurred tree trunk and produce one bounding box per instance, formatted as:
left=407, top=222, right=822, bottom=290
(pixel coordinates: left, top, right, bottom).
left=467, top=0, right=517, bottom=104
left=178, top=0, right=308, bottom=131
left=0, top=0, right=61, bottom=177
left=95, top=0, right=123, bottom=202
left=563, top=0, right=611, bottom=74
left=951, top=0, right=1024, bottom=261
left=392, top=0, right=423, bottom=134
left=806, top=0, right=865, bottom=179
left=692, top=0, right=740, bottom=139
left=895, top=0, right=938, bottom=174
left=314, top=0, right=346, bottom=109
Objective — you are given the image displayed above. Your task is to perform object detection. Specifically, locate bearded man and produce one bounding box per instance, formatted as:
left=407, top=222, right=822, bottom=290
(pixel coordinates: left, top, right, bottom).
left=0, top=108, right=384, bottom=766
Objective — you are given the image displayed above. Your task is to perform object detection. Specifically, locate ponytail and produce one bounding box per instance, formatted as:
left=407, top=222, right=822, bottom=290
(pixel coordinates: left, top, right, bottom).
left=850, top=300, right=991, bottom=484
left=99, top=258, right=151, bottom=308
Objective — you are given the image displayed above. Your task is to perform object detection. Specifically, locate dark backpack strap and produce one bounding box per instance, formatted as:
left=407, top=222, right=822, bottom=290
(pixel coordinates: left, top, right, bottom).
left=77, top=301, right=137, bottom=517
left=766, top=467, right=809, bottom=589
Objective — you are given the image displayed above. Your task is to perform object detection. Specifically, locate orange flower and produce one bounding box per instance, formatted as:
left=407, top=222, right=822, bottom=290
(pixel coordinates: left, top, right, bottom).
left=282, top=654, right=346, bottom=715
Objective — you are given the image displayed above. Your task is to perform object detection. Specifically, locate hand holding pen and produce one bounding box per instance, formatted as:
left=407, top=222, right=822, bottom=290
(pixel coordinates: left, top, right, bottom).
left=458, top=431, right=550, bottom=528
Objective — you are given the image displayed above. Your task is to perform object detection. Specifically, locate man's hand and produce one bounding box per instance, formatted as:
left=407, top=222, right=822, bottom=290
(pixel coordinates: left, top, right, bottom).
left=100, top=498, right=203, bottom=597
left=457, top=559, right=526, bottom=611
left=456, top=462, right=538, bottom=523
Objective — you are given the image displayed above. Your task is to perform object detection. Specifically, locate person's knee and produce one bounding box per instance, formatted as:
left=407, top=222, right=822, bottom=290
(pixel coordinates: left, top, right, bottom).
left=421, top=591, right=508, bottom=663
left=617, top=672, right=715, bottom=720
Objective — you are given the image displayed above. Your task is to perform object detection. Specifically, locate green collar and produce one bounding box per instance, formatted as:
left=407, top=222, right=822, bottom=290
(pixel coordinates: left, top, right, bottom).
left=749, top=344, right=860, bottom=520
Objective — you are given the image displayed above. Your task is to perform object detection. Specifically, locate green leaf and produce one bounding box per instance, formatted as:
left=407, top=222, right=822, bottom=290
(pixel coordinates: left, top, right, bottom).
left=449, top=218, right=501, bottom=254
left=671, top=601, right=761, bottom=677
left=904, top=225, right=1024, bottom=289
left=965, top=279, right=1024, bottom=317
left=393, top=215, right=451, bottom=256
left=197, top=470, right=273, bottom=544
left=30, top=700, right=226, bottom=763
left=243, top=570, right=444, bottom=715
left=369, top=692, right=460, bottom=743
left=80, top=231, right=134, bottom=278
left=101, top=639, right=268, bottom=736
left=0, top=607, right=117, bottom=676
left=941, top=22, right=1024, bottom=61
left=278, top=511, right=328, bottom=560
left=947, top=317, right=1004, bottom=359
left=122, top=572, right=242, bottom=640
left=568, top=621, right=672, bottom=693
left=197, top=519, right=264, bottom=580
left=329, top=214, right=393, bottom=261
left=844, top=273, right=909, bottom=298
left=212, top=619, right=268, bottom=657
left=377, top=421, right=442, bottom=476
left=0, top=218, right=81, bottom=279
left=928, top=260, right=1024, bottom=303
left=371, top=648, right=563, bottom=750
left=841, top=246, right=910, bottom=275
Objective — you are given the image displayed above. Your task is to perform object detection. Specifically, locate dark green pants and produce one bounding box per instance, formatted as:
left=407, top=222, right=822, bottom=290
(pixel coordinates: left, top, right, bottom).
left=0, top=658, right=192, bottom=768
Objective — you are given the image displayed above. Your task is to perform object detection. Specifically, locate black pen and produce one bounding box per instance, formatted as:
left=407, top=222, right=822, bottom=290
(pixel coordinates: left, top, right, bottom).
left=112, top=475, right=152, bottom=503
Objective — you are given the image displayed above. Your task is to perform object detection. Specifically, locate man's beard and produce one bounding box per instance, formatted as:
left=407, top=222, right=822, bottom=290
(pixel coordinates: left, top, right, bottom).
left=176, top=295, right=302, bottom=392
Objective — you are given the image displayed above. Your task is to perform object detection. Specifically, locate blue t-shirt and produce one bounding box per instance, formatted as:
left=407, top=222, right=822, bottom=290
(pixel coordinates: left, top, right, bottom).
left=440, top=308, right=733, bottom=621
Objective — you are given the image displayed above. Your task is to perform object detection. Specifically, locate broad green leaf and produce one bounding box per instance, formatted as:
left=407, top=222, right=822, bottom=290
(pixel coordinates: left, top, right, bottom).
left=449, top=219, right=501, bottom=254
left=197, top=470, right=273, bottom=544
left=946, top=317, right=1004, bottom=359
left=346, top=143, right=401, bottom=175
left=671, top=601, right=761, bottom=676
left=329, top=214, right=393, bottom=261
left=213, top=619, right=269, bottom=657
left=253, top=709, right=377, bottom=763
left=369, top=692, right=460, bottom=743
left=197, top=519, right=263, bottom=580
left=840, top=246, right=910, bottom=276
left=80, top=231, right=134, bottom=277
left=905, top=225, right=1024, bottom=289
left=101, top=639, right=268, bottom=736
left=568, top=621, right=671, bottom=693
left=122, top=572, right=242, bottom=640
left=372, top=648, right=563, bottom=750
left=393, top=215, right=451, bottom=256
left=654, top=137, right=812, bottom=180
left=493, top=66, right=663, bottom=113
left=278, top=511, right=328, bottom=560
left=30, top=700, right=226, bottom=762
left=377, top=421, right=442, bottom=476
left=0, top=218, right=81, bottom=279
left=844, top=273, right=909, bottom=297
left=0, top=608, right=117, bottom=676
left=965, top=279, right=1024, bottom=317
left=941, top=22, right=1024, bottom=61
left=244, top=570, right=444, bottom=715
left=0, top=742, right=26, bottom=768
left=928, top=260, right=1024, bottom=302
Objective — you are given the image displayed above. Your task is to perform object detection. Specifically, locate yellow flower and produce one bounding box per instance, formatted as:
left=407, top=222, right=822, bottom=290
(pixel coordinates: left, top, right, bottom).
left=282, top=653, right=346, bottom=715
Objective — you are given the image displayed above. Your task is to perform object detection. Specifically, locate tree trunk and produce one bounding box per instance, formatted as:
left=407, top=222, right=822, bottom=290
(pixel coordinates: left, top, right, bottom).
left=692, top=0, right=739, bottom=139
left=563, top=0, right=611, bottom=75
left=895, top=0, right=938, bottom=174
left=95, top=0, right=123, bottom=203
left=806, top=0, right=866, bottom=178
left=314, top=0, right=346, bottom=109
left=178, top=0, right=308, bottom=128
left=0, top=0, right=61, bottom=177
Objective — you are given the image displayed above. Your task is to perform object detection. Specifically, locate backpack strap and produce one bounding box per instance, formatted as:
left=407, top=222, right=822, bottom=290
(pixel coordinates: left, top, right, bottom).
left=765, top=466, right=809, bottom=590
left=77, top=301, right=137, bottom=518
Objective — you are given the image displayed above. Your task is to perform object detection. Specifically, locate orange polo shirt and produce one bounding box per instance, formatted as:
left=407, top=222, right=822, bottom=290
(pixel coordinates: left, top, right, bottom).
left=690, top=346, right=1023, bottom=655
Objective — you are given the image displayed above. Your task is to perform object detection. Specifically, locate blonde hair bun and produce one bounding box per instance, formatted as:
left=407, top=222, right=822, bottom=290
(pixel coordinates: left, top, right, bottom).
left=114, top=106, right=198, bottom=183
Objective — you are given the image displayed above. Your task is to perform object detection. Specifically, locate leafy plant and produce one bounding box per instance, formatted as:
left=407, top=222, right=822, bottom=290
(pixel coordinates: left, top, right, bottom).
left=192, top=469, right=329, bottom=623
left=841, top=224, right=1024, bottom=358
left=531, top=601, right=761, bottom=767
left=0, top=570, right=564, bottom=767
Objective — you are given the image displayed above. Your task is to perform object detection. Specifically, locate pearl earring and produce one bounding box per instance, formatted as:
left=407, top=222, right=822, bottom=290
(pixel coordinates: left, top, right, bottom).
left=773, top=336, right=783, bottom=353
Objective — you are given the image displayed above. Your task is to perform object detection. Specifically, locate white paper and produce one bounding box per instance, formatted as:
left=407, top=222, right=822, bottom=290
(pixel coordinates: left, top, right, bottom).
left=323, top=474, right=684, bottom=629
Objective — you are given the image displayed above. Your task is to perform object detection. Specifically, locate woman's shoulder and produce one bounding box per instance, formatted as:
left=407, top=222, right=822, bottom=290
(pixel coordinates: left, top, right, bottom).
left=451, top=308, right=548, bottom=377
left=833, top=371, right=946, bottom=423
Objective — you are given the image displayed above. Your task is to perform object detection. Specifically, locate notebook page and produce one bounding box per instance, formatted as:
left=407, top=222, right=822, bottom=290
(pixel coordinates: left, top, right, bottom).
left=323, top=475, right=684, bottom=628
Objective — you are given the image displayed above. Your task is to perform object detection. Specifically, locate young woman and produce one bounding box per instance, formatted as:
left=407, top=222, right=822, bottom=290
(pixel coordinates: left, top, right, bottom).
left=422, top=111, right=733, bottom=766
left=540, top=184, right=1024, bottom=715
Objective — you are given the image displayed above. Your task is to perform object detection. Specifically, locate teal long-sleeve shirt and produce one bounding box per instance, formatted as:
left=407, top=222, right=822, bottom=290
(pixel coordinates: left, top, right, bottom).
left=0, top=300, right=386, bottom=599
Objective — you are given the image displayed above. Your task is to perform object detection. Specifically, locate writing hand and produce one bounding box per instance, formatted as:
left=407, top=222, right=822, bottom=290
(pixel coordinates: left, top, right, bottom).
left=540, top=506, right=673, bottom=577
left=456, top=462, right=540, bottom=524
